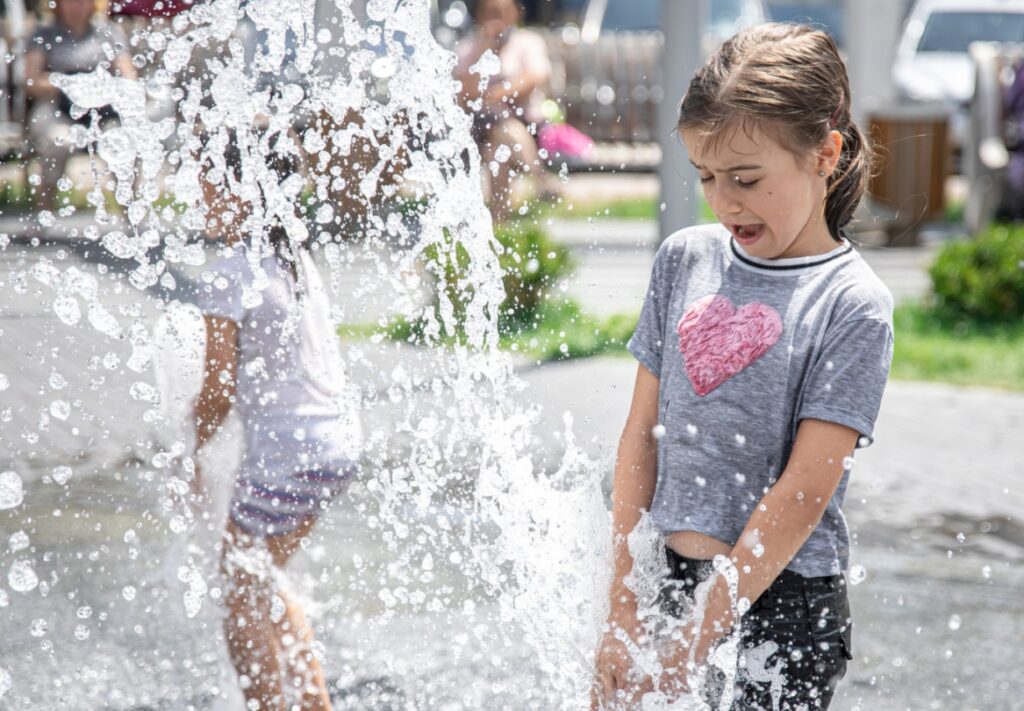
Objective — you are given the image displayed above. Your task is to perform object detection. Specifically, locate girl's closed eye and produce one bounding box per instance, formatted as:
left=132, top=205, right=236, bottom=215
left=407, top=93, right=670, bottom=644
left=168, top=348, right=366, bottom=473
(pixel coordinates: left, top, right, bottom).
left=732, top=175, right=760, bottom=188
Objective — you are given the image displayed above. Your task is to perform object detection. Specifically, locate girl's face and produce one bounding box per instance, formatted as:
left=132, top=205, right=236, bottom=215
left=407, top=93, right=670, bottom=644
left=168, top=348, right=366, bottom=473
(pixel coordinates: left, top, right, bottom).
left=682, top=122, right=842, bottom=260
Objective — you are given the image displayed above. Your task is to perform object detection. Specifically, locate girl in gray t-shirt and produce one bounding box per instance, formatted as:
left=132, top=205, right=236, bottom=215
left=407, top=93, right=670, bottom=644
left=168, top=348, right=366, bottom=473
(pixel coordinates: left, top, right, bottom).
left=593, top=24, right=893, bottom=711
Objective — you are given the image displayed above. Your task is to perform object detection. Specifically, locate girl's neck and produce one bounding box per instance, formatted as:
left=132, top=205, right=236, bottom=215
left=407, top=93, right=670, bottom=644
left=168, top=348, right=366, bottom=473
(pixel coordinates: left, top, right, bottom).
left=778, top=212, right=840, bottom=260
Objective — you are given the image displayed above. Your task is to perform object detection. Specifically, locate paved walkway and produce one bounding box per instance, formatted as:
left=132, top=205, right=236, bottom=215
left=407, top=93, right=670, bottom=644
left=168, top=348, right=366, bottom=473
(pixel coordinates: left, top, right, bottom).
left=0, top=202, right=1013, bottom=709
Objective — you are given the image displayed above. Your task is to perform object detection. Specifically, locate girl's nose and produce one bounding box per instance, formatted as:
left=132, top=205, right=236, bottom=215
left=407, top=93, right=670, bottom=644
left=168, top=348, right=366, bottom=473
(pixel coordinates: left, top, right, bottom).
left=706, top=186, right=743, bottom=217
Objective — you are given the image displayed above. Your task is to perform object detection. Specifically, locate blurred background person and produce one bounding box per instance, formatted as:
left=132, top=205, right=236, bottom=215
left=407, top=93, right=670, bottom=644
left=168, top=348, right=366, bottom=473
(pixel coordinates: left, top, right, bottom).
left=23, top=0, right=134, bottom=212
left=455, top=0, right=556, bottom=222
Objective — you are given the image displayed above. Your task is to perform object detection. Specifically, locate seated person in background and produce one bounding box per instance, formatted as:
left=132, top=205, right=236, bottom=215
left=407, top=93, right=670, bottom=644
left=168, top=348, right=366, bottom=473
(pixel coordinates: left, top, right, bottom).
left=24, top=0, right=135, bottom=212
left=455, top=0, right=556, bottom=222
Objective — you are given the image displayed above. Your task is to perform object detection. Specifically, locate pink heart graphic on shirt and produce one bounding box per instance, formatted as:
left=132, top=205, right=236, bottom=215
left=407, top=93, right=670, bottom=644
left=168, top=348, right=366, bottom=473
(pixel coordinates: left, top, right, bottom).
left=677, top=295, right=783, bottom=397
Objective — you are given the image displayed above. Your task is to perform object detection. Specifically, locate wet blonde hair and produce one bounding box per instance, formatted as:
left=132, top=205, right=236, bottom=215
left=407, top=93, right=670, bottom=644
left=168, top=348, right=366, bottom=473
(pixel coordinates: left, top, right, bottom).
left=679, top=23, right=874, bottom=240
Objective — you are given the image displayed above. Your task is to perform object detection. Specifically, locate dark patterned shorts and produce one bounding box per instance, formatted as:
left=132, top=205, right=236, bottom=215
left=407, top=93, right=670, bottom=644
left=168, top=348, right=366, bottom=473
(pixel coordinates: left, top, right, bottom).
left=662, top=549, right=853, bottom=711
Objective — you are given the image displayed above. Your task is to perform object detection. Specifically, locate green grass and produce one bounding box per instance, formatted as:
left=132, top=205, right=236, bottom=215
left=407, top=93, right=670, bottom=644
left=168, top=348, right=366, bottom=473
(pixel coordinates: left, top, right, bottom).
left=500, top=299, right=636, bottom=361
left=340, top=299, right=638, bottom=363
left=891, top=302, right=1024, bottom=391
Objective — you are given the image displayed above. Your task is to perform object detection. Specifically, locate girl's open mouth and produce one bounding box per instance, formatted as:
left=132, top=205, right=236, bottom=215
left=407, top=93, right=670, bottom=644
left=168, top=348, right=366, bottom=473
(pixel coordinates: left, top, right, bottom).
left=730, top=223, right=765, bottom=245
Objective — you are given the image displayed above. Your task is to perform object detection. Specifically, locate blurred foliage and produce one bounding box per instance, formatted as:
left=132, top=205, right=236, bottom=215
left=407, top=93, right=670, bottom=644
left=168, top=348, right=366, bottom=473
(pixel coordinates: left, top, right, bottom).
left=417, top=221, right=574, bottom=339
left=892, top=302, right=1024, bottom=391
left=929, top=224, right=1024, bottom=323
left=348, top=220, right=638, bottom=362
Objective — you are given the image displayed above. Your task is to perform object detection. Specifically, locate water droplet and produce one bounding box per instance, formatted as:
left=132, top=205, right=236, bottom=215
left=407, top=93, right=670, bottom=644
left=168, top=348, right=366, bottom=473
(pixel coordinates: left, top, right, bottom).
left=651, top=424, right=666, bottom=440
left=49, top=399, right=71, bottom=420
left=129, top=381, right=160, bottom=404
left=0, top=667, right=10, bottom=698
left=74, top=624, right=90, bottom=641
left=29, top=618, right=47, bottom=637
left=981, top=565, right=992, bottom=579
left=685, top=423, right=698, bottom=436
left=849, top=565, right=867, bottom=585
left=734, top=433, right=746, bottom=446
left=48, top=372, right=66, bottom=390
left=88, top=303, right=123, bottom=339
left=734, top=472, right=746, bottom=484
left=947, top=614, right=961, bottom=631
left=123, top=529, right=137, bottom=544
left=8, top=559, right=39, bottom=593
left=751, top=543, right=764, bottom=558
left=52, top=466, right=72, bottom=486
left=494, top=144, right=512, bottom=163
left=956, top=532, right=966, bottom=544
left=76, top=605, right=93, bottom=619
left=695, top=476, right=706, bottom=487
left=122, top=585, right=136, bottom=601
left=842, top=456, right=855, bottom=472
left=53, top=295, right=82, bottom=326
left=790, top=649, right=804, bottom=661
left=0, top=471, right=24, bottom=509
left=0, top=374, right=8, bottom=391
left=0, top=590, right=7, bottom=607
left=8, top=531, right=29, bottom=552
left=37, top=210, right=55, bottom=228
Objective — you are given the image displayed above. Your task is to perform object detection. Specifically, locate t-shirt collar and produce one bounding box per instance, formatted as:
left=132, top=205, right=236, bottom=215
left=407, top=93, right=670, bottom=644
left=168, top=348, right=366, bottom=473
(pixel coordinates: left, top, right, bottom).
left=728, top=235, right=853, bottom=274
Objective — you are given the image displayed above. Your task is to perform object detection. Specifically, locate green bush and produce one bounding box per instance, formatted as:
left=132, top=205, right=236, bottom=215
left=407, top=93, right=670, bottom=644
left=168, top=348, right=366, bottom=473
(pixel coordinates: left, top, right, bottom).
left=422, top=222, right=574, bottom=340
left=929, top=224, right=1024, bottom=323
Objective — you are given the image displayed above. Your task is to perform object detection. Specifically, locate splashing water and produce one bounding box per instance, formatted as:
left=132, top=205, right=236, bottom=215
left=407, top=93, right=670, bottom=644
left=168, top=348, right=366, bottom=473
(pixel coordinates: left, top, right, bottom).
left=0, top=0, right=632, bottom=707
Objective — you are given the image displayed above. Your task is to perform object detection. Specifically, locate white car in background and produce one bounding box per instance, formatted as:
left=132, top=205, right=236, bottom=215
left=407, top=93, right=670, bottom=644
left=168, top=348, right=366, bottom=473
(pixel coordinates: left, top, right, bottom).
left=893, top=0, right=1024, bottom=150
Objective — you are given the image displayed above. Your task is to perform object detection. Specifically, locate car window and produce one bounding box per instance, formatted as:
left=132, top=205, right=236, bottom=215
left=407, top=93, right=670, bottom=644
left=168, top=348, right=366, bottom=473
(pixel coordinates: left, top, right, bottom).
left=601, top=0, right=659, bottom=32
left=918, top=11, right=1024, bottom=53
left=600, top=0, right=759, bottom=33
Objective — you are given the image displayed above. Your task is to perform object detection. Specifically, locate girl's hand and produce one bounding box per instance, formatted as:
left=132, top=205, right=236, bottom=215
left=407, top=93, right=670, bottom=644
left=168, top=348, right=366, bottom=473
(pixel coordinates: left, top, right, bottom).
left=590, top=617, right=650, bottom=710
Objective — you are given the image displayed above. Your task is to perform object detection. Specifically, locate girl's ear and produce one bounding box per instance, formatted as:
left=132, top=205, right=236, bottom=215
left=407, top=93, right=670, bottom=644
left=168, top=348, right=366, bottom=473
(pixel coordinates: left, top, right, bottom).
left=818, top=130, right=844, bottom=176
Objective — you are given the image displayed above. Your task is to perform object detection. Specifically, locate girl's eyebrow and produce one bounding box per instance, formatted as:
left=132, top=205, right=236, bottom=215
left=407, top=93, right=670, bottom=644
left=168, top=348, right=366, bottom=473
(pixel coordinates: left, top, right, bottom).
left=689, top=160, right=762, bottom=172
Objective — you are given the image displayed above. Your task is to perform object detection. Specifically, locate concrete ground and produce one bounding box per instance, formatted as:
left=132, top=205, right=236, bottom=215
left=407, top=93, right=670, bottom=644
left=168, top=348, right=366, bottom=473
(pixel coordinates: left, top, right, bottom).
left=0, top=179, right=1019, bottom=708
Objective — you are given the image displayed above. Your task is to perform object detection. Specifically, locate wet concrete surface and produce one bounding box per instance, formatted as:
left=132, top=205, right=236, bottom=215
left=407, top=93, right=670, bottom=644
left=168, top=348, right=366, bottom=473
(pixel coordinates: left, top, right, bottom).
left=1, top=233, right=1022, bottom=709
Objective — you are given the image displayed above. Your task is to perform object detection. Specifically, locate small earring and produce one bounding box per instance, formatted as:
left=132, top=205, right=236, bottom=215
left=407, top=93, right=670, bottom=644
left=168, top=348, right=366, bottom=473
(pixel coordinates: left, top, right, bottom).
left=818, top=169, right=827, bottom=177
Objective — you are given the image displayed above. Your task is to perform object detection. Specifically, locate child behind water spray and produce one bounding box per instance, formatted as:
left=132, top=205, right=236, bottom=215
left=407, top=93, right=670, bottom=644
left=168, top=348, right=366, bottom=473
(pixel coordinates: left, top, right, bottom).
left=190, top=123, right=362, bottom=711
left=592, top=22, right=893, bottom=710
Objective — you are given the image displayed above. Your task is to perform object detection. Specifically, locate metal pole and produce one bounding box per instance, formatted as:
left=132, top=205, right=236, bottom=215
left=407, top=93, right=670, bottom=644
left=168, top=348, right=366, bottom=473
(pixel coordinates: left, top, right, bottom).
left=845, top=0, right=902, bottom=125
left=658, top=0, right=705, bottom=243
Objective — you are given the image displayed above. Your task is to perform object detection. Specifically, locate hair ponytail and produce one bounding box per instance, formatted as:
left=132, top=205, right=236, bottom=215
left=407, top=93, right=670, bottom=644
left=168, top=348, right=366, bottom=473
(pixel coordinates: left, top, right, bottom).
left=826, top=108, right=874, bottom=240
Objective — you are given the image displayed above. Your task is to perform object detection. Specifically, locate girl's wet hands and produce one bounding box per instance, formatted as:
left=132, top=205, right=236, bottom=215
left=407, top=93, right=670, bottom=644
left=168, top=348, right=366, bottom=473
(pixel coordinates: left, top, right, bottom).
left=591, top=618, right=651, bottom=710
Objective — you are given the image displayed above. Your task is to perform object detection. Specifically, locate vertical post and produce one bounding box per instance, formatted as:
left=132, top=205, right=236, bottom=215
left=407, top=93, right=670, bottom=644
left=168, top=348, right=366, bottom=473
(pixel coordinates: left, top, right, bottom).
left=658, top=0, right=705, bottom=243
left=845, top=0, right=903, bottom=124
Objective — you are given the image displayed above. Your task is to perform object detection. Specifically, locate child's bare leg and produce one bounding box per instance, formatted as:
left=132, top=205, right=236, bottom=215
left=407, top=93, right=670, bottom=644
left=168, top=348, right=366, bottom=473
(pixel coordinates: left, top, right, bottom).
left=265, top=515, right=332, bottom=711
left=222, top=520, right=287, bottom=710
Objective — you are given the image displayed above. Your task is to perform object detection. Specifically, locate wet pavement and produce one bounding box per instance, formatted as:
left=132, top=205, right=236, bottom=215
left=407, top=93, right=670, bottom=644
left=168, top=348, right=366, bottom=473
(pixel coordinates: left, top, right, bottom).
left=1, top=215, right=1022, bottom=709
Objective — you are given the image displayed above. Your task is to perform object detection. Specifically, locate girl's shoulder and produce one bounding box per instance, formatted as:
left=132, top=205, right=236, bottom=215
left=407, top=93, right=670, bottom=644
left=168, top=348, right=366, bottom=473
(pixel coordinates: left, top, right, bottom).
left=827, top=249, right=895, bottom=325
left=654, top=224, right=730, bottom=270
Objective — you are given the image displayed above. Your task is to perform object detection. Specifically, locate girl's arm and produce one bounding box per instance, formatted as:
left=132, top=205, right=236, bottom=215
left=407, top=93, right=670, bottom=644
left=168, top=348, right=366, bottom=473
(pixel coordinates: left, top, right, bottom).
left=608, top=363, right=660, bottom=617
left=592, top=364, right=660, bottom=706
left=690, top=418, right=859, bottom=659
left=192, top=316, right=239, bottom=472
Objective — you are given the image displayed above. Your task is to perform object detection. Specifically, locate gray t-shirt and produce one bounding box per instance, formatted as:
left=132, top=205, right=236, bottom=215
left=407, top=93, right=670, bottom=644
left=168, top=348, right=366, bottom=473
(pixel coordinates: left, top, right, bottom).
left=627, top=225, right=894, bottom=577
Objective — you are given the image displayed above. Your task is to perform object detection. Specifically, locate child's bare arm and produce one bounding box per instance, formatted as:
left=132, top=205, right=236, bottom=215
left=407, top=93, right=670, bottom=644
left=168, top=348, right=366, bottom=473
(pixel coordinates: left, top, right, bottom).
left=693, top=418, right=859, bottom=657
left=608, top=364, right=661, bottom=614
left=592, top=365, right=660, bottom=706
left=194, top=315, right=239, bottom=452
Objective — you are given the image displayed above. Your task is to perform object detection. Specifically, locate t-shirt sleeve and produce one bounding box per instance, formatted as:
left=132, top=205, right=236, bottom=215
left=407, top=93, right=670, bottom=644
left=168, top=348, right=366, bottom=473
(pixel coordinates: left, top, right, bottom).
left=798, top=317, right=894, bottom=446
left=194, top=256, right=245, bottom=323
left=627, top=240, right=678, bottom=377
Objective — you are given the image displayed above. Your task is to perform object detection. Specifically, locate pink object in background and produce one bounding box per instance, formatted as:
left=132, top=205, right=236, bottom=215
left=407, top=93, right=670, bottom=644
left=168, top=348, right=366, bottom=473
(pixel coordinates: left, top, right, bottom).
left=677, top=294, right=783, bottom=397
left=538, top=123, right=594, bottom=160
